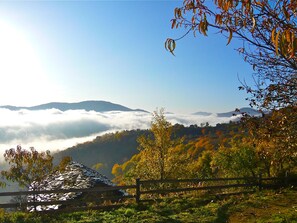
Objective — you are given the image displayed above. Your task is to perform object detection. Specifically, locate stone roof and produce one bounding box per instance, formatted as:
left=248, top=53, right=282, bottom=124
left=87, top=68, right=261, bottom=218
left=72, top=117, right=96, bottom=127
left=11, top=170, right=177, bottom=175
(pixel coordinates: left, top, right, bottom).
left=28, top=161, right=125, bottom=211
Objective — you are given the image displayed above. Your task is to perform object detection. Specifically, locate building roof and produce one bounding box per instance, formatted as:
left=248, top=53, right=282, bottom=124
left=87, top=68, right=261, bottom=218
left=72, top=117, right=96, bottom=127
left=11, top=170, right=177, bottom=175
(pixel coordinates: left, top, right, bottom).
left=28, top=161, right=125, bottom=211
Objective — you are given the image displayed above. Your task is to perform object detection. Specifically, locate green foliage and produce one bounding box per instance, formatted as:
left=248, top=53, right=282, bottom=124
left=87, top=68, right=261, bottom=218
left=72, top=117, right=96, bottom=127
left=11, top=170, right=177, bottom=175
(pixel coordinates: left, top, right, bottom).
left=213, top=141, right=260, bottom=178
left=190, top=150, right=214, bottom=179
left=1, top=146, right=53, bottom=188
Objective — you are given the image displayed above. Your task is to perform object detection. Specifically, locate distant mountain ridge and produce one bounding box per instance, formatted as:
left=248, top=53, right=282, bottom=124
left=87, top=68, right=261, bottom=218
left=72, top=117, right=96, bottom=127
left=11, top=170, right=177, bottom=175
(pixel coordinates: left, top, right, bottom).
left=1, top=102, right=260, bottom=116
left=0, top=101, right=147, bottom=113
left=192, top=111, right=212, bottom=116
left=217, top=107, right=262, bottom=117
left=193, top=107, right=261, bottom=117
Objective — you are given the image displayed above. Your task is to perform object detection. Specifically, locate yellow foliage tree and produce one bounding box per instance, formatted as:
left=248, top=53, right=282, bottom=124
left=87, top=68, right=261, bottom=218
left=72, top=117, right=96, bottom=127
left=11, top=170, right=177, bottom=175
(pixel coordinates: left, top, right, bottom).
left=112, top=109, right=185, bottom=183
left=137, top=108, right=184, bottom=180
left=1, top=146, right=53, bottom=188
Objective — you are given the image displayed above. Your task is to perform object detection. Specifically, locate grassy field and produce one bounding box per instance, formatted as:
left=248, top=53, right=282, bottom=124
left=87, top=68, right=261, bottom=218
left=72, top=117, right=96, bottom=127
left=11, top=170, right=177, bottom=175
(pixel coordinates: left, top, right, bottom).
left=0, top=188, right=296, bottom=223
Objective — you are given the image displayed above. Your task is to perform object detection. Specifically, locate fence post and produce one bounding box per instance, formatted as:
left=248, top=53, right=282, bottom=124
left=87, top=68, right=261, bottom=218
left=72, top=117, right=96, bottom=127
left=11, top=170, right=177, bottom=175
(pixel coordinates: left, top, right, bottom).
left=136, top=178, right=140, bottom=204
left=258, top=173, right=262, bottom=191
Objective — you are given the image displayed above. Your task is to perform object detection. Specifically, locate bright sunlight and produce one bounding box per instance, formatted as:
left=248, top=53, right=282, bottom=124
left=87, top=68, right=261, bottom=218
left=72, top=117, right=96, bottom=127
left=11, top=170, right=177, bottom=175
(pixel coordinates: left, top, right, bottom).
left=0, top=20, right=52, bottom=105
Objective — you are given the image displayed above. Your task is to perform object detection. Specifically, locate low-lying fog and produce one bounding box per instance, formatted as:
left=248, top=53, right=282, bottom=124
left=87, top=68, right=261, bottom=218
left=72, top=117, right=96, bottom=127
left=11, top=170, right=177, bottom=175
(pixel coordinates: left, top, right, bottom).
left=0, top=108, right=240, bottom=155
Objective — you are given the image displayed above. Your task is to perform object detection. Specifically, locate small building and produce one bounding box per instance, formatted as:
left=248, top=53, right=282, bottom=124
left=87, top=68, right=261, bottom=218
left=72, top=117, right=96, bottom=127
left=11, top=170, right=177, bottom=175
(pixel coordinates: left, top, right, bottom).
left=28, top=161, right=125, bottom=211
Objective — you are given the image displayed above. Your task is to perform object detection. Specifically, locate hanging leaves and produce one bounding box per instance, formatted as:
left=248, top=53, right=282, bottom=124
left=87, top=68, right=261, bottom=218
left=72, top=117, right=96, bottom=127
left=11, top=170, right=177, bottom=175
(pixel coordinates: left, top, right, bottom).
left=167, top=0, right=297, bottom=109
left=167, top=0, right=297, bottom=58
left=165, top=38, right=176, bottom=55
left=227, top=27, right=233, bottom=45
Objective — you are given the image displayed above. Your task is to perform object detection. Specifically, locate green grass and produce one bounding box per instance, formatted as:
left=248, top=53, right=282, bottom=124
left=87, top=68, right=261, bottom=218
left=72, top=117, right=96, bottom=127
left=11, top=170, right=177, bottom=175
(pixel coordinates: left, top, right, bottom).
left=1, top=188, right=296, bottom=223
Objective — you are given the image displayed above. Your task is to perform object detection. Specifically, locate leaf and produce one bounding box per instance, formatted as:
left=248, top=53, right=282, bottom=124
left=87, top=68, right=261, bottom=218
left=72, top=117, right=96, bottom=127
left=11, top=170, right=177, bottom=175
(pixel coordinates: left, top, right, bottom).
left=171, top=19, right=176, bottom=29
left=251, top=17, right=256, bottom=33
left=165, top=38, right=176, bottom=56
left=227, top=27, right=233, bottom=45
left=271, top=27, right=276, bottom=44
left=215, top=14, right=221, bottom=25
left=275, top=30, right=281, bottom=55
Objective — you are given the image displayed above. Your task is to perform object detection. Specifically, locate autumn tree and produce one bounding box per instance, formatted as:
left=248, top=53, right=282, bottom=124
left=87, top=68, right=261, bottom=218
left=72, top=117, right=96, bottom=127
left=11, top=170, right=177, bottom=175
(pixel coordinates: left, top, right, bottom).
left=1, top=146, right=54, bottom=188
left=166, top=0, right=297, bottom=110
left=136, top=108, right=184, bottom=180
left=112, top=109, right=185, bottom=183
left=243, top=106, right=297, bottom=176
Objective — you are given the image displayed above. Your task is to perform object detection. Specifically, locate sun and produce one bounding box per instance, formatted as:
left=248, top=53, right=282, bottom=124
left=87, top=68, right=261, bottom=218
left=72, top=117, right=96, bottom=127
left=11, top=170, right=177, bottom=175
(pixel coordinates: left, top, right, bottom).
left=0, top=20, right=53, bottom=106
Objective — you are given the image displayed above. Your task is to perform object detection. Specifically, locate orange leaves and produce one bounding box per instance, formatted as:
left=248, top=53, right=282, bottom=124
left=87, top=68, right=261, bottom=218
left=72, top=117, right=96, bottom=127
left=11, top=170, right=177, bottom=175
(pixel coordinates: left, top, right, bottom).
left=168, top=0, right=297, bottom=61
left=272, top=29, right=281, bottom=56
left=174, top=7, right=183, bottom=19
left=198, top=13, right=209, bottom=36
left=171, top=19, right=177, bottom=29
left=271, top=27, right=297, bottom=58
left=215, top=14, right=223, bottom=25
left=198, top=21, right=208, bottom=36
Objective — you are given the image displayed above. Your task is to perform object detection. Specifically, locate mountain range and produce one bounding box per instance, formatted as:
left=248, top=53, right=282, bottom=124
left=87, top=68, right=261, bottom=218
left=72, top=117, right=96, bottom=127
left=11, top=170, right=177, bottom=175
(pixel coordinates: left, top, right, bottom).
left=193, top=107, right=261, bottom=117
left=0, top=101, right=261, bottom=118
left=217, top=107, right=262, bottom=117
left=0, top=101, right=147, bottom=113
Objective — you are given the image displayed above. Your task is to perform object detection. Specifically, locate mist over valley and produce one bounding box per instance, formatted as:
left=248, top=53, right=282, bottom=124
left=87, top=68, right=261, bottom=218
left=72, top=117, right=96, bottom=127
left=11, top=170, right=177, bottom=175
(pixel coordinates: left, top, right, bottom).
left=0, top=100, right=252, bottom=156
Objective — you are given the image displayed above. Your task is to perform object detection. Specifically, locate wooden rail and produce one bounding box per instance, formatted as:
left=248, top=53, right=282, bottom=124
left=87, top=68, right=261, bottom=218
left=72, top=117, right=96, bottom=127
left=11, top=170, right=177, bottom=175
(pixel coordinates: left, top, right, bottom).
left=0, top=175, right=289, bottom=212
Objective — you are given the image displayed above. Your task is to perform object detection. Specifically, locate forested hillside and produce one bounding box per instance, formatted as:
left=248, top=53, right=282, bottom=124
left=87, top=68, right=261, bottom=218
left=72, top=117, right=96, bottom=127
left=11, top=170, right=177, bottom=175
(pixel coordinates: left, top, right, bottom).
left=53, top=122, right=239, bottom=178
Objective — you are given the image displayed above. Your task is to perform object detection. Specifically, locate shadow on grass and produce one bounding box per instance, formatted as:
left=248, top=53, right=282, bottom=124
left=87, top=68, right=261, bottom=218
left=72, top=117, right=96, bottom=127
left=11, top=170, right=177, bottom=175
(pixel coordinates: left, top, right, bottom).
left=213, top=202, right=232, bottom=223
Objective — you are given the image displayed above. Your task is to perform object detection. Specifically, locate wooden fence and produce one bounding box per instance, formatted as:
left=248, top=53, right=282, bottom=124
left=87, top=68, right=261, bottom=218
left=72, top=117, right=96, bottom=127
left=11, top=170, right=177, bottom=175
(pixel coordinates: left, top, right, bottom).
left=0, top=175, right=291, bottom=212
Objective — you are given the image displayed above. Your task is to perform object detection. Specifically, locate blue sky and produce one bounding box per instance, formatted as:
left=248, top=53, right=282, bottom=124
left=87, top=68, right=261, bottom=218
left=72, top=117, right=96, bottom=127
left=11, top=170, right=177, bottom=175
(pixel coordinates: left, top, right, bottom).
left=0, top=0, right=254, bottom=113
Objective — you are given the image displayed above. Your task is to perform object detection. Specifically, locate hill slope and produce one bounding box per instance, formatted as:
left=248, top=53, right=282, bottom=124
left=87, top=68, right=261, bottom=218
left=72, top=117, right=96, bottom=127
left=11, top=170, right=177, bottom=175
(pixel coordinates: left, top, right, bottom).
left=53, top=123, right=236, bottom=178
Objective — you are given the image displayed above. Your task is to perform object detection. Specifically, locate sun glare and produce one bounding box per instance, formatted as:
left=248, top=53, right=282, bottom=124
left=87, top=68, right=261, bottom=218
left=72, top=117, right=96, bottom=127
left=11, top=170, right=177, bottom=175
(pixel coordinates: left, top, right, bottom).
left=0, top=20, right=52, bottom=105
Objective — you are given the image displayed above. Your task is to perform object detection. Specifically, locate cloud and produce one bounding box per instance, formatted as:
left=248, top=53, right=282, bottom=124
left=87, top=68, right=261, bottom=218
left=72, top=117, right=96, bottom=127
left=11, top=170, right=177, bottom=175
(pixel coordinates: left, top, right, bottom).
left=0, top=109, right=240, bottom=155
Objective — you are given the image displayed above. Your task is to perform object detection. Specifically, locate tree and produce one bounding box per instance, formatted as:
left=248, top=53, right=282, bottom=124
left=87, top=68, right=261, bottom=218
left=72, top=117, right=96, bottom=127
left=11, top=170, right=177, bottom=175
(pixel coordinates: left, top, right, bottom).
left=1, top=146, right=53, bottom=188
left=243, top=106, right=297, bottom=176
left=112, top=109, right=184, bottom=183
left=55, top=156, right=72, bottom=171
left=137, top=108, right=183, bottom=180
left=190, top=150, right=214, bottom=179
left=166, top=0, right=297, bottom=110
left=212, top=140, right=260, bottom=178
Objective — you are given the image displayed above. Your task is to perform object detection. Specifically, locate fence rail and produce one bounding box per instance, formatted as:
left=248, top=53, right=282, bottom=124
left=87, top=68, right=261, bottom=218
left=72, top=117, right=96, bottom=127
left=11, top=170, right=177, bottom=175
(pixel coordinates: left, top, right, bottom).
left=0, top=175, right=290, bottom=212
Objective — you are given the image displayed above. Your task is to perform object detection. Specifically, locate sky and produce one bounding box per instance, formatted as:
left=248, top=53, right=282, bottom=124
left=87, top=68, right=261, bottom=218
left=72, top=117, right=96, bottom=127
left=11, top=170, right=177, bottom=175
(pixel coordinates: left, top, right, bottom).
left=0, top=0, right=255, bottom=114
